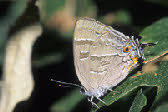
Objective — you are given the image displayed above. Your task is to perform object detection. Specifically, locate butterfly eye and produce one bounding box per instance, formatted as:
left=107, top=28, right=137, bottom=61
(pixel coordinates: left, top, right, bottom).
left=123, top=45, right=132, bottom=53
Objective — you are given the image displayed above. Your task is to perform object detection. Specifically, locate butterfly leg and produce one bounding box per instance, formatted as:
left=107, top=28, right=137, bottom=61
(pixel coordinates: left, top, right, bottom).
left=88, top=96, right=99, bottom=108
left=108, top=88, right=120, bottom=93
left=96, top=97, right=106, bottom=105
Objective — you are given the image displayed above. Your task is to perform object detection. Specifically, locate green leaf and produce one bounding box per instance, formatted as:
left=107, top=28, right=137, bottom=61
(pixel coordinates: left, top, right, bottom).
left=99, top=9, right=132, bottom=26
left=75, top=0, right=96, bottom=17
left=91, top=60, right=168, bottom=112
left=115, top=10, right=132, bottom=25
left=32, top=52, right=66, bottom=68
left=128, top=89, right=147, bottom=112
left=50, top=89, right=85, bottom=112
left=37, top=0, right=66, bottom=22
left=0, top=0, right=27, bottom=65
left=153, top=102, right=168, bottom=112
left=140, top=17, right=168, bottom=62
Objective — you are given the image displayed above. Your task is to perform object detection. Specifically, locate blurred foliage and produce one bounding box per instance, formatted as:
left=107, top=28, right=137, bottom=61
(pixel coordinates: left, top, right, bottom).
left=99, top=10, right=132, bottom=26
left=75, top=0, right=97, bottom=17
left=0, top=0, right=27, bottom=66
left=115, top=10, right=132, bottom=25
left=50, top=89, right=85, bottom=112
left=153, top=102, right=168, bottom=112
left=32, top=52, right=65, bottom=67
left=37, top=0, right=66, bottom=22
left=128, top=89, right=147, bottom=112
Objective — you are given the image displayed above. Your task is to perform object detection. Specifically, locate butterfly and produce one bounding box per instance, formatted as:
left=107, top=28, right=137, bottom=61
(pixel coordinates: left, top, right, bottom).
left=52, top=17, right=155, bottom=108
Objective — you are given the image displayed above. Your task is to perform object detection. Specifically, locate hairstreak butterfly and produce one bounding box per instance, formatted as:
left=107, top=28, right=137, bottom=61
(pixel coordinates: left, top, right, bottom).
left=73, top=17, right=145, bottom=107
left=52, top=17, right=154, bottom=108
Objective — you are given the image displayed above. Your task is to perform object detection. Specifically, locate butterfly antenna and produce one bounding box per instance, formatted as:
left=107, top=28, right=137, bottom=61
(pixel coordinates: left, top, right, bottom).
left=140, top=41, right=157, bottom=48
left=51, top=79, right=83, bottom=89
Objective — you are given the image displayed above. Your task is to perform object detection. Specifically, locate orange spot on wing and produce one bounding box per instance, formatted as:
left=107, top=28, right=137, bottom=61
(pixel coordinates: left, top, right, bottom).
left=132, top=57, right=138, bottom=64
left=59, top=84, right=62, bottom=87
left=124, top=45, right=132, bottom=53
left=127, top=57, right=138, bottom=71
left=154, top=73, right=157, bottom=76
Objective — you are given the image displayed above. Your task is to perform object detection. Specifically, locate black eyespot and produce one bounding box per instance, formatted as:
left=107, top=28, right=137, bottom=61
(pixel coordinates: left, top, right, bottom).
left=126, top=47, right=129, bottom=51
left=124, top=45, right=132, bottom=53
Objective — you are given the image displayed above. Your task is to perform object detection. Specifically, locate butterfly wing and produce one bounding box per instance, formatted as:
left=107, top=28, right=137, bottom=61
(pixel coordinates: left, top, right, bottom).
left=73, top=18, right=136, bottom=93
left=73, top=18, right=100, bottom=91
